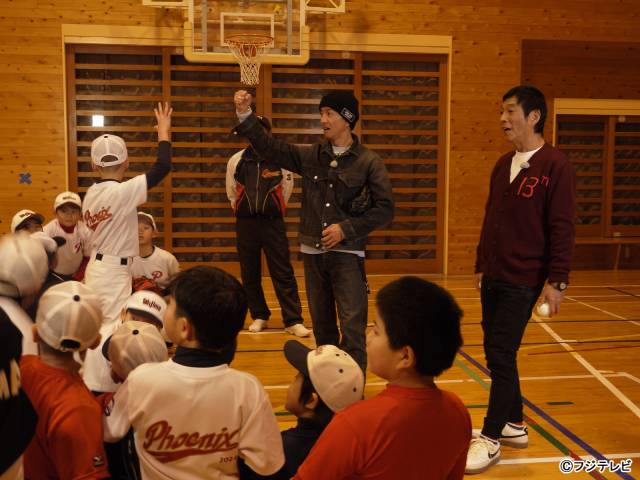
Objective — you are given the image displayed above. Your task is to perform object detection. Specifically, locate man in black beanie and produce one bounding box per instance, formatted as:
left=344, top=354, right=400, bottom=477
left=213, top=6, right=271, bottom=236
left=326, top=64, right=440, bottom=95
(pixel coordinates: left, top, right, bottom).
left=232, top=89, right=394, bottom=372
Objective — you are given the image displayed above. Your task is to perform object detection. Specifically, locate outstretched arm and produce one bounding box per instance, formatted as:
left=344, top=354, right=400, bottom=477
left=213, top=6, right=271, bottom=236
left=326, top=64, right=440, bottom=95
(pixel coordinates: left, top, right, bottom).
left=233, top=90, right=308, bottom=175
left=146, top=102, right=173, bottom=189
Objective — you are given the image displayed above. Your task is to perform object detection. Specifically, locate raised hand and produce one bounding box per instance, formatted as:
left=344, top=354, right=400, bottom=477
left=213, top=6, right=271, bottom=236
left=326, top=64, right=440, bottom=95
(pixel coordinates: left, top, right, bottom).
left=154, top=102, right=173, bottom=142
left=234, top=90, right=253, bottom=114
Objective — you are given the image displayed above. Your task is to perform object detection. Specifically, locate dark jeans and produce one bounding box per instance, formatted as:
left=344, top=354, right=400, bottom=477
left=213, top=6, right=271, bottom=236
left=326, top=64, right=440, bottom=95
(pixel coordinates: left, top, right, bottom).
left=236, top=216, right=303, bottom=327
left=480, top=276, right=543, bottom=440
left=303, top=251, right=368, bottom=371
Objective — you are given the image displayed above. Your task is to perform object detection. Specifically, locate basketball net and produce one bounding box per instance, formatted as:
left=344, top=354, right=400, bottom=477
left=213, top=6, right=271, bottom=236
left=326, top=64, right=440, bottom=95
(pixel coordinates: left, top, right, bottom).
left=226, top=34, right=273, bottom=86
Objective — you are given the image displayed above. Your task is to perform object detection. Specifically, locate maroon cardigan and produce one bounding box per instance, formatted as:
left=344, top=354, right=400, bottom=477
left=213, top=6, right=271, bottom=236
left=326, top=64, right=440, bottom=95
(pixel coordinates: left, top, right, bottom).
left=475, top=143, right=576, bottom=287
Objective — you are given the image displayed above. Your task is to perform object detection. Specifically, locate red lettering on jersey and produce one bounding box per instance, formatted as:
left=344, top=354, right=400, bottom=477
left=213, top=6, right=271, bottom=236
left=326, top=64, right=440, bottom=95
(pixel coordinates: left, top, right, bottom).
left=151, top=270, right=163, bottom=280
left=84, top=207, right=113, bottom=231
left=517, top=176, right=540, bottom=198
left=541, top=175, right=550, bottom=186
left=143, top=421, right=240, bottom=463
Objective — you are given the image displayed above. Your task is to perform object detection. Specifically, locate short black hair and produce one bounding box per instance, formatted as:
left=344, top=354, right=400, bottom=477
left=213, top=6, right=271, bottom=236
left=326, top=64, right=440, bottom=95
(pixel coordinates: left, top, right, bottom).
left=502, top=85, right=547, bottom=135
left=299, top=375, right=334, bottom=429
left=167, top=266, right=247, bottom=351
left=375, top=276, right=463, bottom=377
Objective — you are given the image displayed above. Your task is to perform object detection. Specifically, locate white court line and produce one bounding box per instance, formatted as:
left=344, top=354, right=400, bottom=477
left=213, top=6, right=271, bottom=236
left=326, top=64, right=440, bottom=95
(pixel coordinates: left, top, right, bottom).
left=263, top=372, right=630, bottom=390
left=499, top=452, right=640, bottom=465
left=533, top=313, right=640, bottom=420
left=620, top=372, right=640, bottom=385
left=565, top=296, right=640, bottom=327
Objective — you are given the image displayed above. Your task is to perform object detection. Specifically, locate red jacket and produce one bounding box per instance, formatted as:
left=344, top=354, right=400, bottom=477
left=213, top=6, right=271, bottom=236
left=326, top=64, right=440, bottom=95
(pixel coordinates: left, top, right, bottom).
left=475, top=143, right=576, bottom=287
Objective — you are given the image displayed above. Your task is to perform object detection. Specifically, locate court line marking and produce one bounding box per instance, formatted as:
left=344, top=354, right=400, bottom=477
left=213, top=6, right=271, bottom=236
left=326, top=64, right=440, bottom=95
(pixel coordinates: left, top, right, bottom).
left=499, top=452, right=640, bottom=465
left=262, top=372, right=634, bottom=390
left=456, top=352, right=614, bottom=480
left=565, top=296, right=640, bottom=327
left=533, top=313, right=640, bottom=421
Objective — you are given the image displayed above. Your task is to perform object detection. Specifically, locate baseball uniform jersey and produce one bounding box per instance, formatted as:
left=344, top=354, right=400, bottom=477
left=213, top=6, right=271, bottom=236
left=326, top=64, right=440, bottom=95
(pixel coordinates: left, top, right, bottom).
left=43, top=219, right=91, bottom=276
left=103, top=360, right=284, bottom=479
left=131, top=246, right=180, bottom=290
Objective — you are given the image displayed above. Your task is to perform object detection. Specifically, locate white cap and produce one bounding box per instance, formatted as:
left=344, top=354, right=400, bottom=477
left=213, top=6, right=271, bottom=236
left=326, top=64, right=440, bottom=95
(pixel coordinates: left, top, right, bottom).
left=54, top=191, right=82, bottom=210
left=105, top=321, right=168, bottom=380
left=284, top=341, right=364, bottom=412
left=36, top=281, right=103, bottom=352
left=0, top=233, right=49, bottom=297
left=11, top=210, right=45, bottom=233
left=138, top=212, right=157, bottom=231
left=124, top=290, right=166, bottom=326
left=91, top=134, right=128, bottom=167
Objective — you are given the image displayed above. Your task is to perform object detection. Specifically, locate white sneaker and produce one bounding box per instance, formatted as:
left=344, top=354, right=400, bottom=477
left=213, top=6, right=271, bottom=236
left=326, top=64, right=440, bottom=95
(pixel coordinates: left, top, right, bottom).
left=472, top=422, right=528, bottom=449
left=248, top=319, right=267, bottom=332
left=284, top=323, right=311, bottom=337
left=465, top=435, right=501, bottom=474
left=500, top=422, right=528, bottom=448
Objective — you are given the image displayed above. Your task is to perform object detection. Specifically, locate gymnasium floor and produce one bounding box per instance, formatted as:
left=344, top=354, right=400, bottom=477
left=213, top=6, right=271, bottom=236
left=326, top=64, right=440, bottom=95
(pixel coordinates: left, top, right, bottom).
left=232, top=270, right=640, bottom=479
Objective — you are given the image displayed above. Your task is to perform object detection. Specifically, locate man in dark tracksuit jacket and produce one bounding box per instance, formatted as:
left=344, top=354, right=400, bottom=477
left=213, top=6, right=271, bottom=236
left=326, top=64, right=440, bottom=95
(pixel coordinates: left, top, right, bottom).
left=233, top=90, right=394, bottom=371
left=226, top=116, right=308, bottom=336
left=466, top=85, right=576, bottom=474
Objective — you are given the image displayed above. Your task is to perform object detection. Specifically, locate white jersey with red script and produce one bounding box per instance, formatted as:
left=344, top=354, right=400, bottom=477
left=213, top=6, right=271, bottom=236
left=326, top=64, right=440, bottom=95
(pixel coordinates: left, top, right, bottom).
left=43, top=219, right=91, bottom=276
left=103, top=361, right=284, bottom=479
left=82, top=175, right=147, bottom=258
left=131, top=247, right=180, bottom=289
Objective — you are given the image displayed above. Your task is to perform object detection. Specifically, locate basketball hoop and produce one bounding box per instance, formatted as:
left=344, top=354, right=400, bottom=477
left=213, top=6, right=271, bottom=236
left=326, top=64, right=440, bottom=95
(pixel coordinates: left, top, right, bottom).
left=226, top=34, right=273, bottom=86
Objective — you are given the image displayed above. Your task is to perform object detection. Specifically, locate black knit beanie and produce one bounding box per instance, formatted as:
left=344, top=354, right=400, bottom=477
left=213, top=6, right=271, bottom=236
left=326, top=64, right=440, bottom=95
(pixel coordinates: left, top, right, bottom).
left=319, top=91, right=359, bottom=129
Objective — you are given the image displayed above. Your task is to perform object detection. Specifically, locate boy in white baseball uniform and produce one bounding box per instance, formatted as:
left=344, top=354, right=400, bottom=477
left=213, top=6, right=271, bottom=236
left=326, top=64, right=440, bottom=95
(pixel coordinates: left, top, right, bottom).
left=43, top=191, right=91, bottom=280
left=103, top=266, right=284, bottom=479
left=131, top=212, right=179, bottom=294
left=82, top=102, right=172, bottom=393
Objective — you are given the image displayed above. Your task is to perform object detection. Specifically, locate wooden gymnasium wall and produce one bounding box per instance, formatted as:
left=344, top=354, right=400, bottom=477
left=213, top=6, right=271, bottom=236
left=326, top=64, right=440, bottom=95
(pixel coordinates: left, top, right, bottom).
left=2, top=1, right=640, bottom=275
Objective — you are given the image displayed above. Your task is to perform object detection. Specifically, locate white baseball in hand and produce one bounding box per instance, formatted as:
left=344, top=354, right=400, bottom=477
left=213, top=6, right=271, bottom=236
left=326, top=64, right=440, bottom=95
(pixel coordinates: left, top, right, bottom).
left=536, top=302, right=550, bottom=317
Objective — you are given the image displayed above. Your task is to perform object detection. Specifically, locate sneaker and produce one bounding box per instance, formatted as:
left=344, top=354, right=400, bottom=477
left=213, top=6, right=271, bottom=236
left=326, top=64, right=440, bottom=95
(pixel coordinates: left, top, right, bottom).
left=248, top=319, right=267, bottom=332
left=472, top=422, right=528, bottom=449
left=465, top=435, right=501, bottom=474
left=500, top=422, right=528, bottom=448
left=284, top=323, right=311, bottom=337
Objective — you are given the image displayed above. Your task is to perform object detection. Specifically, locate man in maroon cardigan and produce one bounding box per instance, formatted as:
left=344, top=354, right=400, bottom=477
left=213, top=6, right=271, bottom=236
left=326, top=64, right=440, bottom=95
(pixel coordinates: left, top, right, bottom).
left=466, top=85, right=576, bottom=474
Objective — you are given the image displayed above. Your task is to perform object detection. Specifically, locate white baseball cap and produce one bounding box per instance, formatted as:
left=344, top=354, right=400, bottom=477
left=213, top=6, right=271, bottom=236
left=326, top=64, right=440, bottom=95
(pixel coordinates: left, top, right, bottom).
left=138, top=212, right=157, bottom=231
left=103, top=321, right=168, bottom=380
left=124, top=290, right=167, bottom=326
left=54, top=191, right=82, bottom=210
left=284, top=340, right=364, bottom=412
left=91, top=134, right=128, bottom=167
left=36, top=281, right=103, bottom=352
left=0, top=233, right=49, bottom=297
left=11, top=210, right=45, bottom=233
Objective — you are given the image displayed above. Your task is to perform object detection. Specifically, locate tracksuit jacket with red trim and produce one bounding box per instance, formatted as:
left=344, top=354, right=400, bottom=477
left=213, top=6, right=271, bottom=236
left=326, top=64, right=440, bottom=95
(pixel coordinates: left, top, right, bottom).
left=226, top=148, right=294, bottom=217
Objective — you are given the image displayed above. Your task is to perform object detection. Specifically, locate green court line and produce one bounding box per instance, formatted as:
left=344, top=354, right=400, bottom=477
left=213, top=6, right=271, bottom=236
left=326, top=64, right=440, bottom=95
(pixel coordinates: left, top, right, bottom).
left=547, top=401, right=575, bottom=406
left=454, top=358, right=608, bottom=480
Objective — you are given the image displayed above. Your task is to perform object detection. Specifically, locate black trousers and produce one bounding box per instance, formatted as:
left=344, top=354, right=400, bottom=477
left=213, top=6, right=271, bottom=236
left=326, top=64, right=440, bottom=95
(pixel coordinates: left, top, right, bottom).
left=302, top=251, right=368, bottom=372
left=480, top=276, right=543, bottom=440
left=235, top=216, right=303, bottom=327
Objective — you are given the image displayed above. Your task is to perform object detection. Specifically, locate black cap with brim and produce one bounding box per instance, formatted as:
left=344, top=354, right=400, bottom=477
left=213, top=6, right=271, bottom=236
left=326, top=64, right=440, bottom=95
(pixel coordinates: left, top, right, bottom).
left=283, top=340, right=311, bottom=377
left=102, top=335, right=113, bottom=361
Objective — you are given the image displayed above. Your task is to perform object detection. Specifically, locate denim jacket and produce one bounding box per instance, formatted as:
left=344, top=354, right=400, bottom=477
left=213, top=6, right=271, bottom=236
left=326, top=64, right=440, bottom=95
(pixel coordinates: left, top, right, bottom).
left=233, top=114, right=394, bottom=251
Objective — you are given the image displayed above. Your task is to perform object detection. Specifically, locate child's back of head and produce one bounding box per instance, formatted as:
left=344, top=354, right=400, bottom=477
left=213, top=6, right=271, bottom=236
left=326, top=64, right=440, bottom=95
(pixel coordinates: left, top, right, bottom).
left=374, top=276, right=463, bottom=379
left=165, top=266, right=247, bottom=353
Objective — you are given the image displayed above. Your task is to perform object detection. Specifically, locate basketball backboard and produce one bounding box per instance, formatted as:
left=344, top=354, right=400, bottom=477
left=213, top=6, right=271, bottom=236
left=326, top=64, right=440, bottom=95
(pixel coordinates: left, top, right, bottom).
left=183, top=0, right=309, bottom=65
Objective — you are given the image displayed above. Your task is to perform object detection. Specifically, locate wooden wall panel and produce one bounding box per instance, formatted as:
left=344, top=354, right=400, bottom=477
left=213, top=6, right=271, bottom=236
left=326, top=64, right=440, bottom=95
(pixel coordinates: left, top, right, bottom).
left=2, top=0, right=640, bottom=274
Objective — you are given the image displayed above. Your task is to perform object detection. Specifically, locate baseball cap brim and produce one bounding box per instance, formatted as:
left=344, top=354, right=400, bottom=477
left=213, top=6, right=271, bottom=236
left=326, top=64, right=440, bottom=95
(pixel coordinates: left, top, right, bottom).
left=283, top=340, right=311, bottom=377
left=16, top=213, right=45, bottom=231
left=102, top=335, right=113, bottom=361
